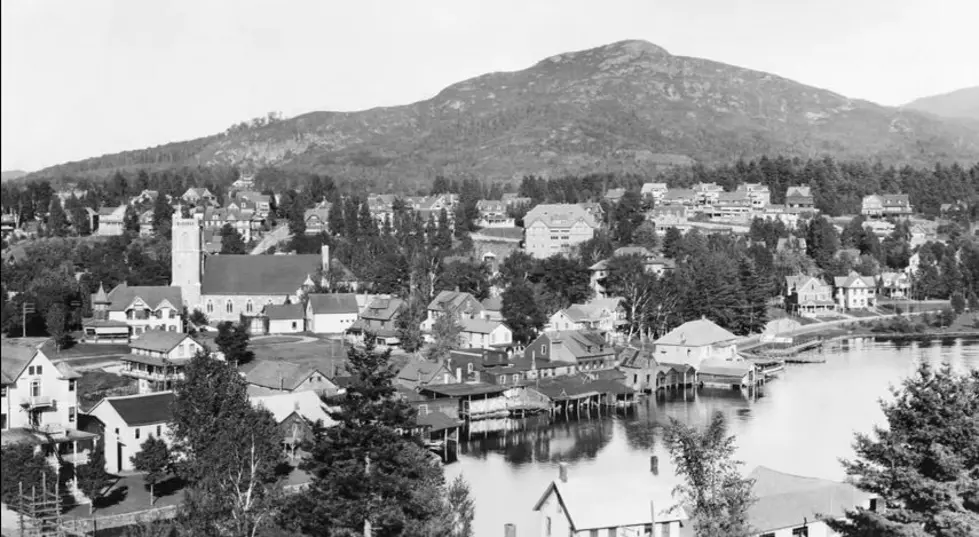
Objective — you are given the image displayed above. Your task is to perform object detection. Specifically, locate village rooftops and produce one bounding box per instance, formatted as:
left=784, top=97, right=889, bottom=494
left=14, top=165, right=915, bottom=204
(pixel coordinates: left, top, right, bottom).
left=532, top=375, right=635, bottom=401
left=397, top=358, right=449, bottom=385
left=833, top=272, right=876, bottom=288
left=523, top=204, right=598, bottom=228
left=121, top=353, right=190, bottom=368
left=307, top=293, right=359, bottom=315
left=91, top=392, right=176, bottom=427
left=99, top=283, right=182, bottom=311
left=417, top=411, right=463, bottom=432
left=245, top=360, right=328, bottom=391
left=264, top=303, right=305, bottom=320
left=130, top=331, right=196, bottom=354
left=201, top=254, right=322, bottom=295
left=698, top=359, right=755, bottom=377
left=427, top=290, right=480, bottom=314
left=252, top=391, right=334, bottom=426
left=654, top=318, right=738, bottom=347
left=360, top=297, right=405, bottom=321
left=418, top=383, right=508, bottom=398
left=748, top=466, right=872, bottom=534
left=459, top=318, right=506, bottom=334
left=1, top=338, right=49, bottom=384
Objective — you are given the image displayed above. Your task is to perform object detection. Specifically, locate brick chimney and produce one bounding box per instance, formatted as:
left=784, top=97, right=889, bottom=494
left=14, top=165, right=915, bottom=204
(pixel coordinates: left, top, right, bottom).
left=321, top=244, right=330, bottom=272
left=558, top=462, right=568, bottom=483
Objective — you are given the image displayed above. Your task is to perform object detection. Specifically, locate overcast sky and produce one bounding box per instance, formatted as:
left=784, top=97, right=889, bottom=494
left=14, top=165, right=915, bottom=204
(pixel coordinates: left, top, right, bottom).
left=2, top=0, right=977, bottom=172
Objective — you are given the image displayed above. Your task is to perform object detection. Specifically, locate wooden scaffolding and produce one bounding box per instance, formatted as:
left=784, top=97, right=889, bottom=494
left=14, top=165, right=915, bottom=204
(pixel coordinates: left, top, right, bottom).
left=18, top=474, right=67, bottom=537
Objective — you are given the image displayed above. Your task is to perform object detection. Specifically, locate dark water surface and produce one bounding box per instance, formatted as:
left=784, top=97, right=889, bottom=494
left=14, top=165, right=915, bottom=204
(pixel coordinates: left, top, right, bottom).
left=444, top=337, right=979, bottom=537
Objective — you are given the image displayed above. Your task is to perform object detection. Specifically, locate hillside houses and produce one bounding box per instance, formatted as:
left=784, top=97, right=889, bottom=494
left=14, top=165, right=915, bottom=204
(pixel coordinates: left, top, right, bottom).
left=785, top=275, right=836, bottom=316
left=861, top=194, right=912, bottom=218
left=523, top=204, right=599, bottom=259
left=834, top=271, right=877, bottom=310
left=785, top=186, right=814, bottom=210
left=422, top=290, right=484, bottom=332
left=348, top=296, right=404, bottom=346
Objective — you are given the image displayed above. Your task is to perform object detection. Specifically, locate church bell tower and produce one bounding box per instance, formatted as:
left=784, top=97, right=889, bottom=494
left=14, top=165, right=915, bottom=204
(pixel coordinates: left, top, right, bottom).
left=171, top=215, right=203, bottom=311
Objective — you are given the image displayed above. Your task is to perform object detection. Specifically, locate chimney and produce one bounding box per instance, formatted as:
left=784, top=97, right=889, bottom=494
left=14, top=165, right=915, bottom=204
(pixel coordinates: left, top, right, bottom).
left=558, top=462, right=568, bottom=483
left=504, top=524, right=517, bottom=537
left=650, top=455, right=659, bottom=475
left=321, top=244, right=330, bottom=272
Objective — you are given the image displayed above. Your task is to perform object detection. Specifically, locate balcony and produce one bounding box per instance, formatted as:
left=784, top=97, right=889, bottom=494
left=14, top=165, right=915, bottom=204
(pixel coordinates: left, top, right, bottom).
left=23, top=395, right=55, bottom=409
left=122, top=368, right=184, bottom=382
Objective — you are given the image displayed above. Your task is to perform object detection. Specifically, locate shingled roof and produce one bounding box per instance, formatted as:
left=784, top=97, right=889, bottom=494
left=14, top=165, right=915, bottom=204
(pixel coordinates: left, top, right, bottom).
left=748, top=466, right=872, bottom=533
left=264, top=303, right=304, bottom=321
left=307, top=293, right=359, bottom=315
left=1, top=338, right=48, bottom=384
left=130, top=331, right=195, bottom=353
left=100, top=283, right=183, bottom=311
left=245, top=360, right=325, bottom=391
left=98, top=392, right=176, bottom=426
left=201, top=254, right=321, bottom=295
left=654, top=318, right=737, bottom=347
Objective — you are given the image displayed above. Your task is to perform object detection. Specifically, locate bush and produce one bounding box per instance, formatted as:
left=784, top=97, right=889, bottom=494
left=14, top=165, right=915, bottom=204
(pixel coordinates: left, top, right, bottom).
left=1, top=444, right=58, bottom=505
left=950, top=292, right=966, bottom=314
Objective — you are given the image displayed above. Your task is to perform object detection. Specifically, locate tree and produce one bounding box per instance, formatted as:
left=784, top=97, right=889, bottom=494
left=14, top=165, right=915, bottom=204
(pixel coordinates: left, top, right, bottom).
left=188, top=308, right=209, bottom=327
left=45, top=302, right=67, bottom=349
left=124, top=205, right=141, bottom=234
left=152, top=192, right=174, bottom=239
left=611, top=190, right=645, bottom=244
left=219, top=223, right=247, bottom=254
left=170, top=352, right=283, bottom=537
left=662, top=227, right=683, bottom=259
left=829, top=363, right=979, bottom=536
left=632, top=221, right=658, bottom=251
left=428, top=313, right=463, bottom=362
left=47, top=197, right=68, bottom=237
left=131, top=435, right=171, bottom=505
left=602, top=254, right=655, bottom=340
left=736, top=257, right=769, bottom=335
left=437, top=260, right=491, bottom=301
left=950, top=291, right=967, bottom=314
left=806, top=215, right=840, bottom=268
left=396, top=298, right=427, bottom=353
left=664, top=412, right=755, bottom=537
left=445, top=474, right=475, bottom=537
left=215, top=321, right=253, bottom=365
left=502, top=281, right=546, bottom=344
left=75, top=441, right=113, bottom=513
left=281, top=340, right=463, bottom=536
left=1, top=443, right=58, bottom=505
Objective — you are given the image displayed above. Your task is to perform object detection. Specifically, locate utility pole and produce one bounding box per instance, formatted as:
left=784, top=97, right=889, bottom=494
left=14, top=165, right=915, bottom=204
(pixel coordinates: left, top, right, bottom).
left=22, top=302, right=35, bottom=338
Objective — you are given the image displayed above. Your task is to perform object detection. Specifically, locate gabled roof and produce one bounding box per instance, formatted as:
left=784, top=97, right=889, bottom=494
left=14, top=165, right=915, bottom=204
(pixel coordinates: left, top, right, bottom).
left=654, top=318, right=737, bottom=347
left=307, top=293, right=359, bottom=315
left=397, top=357, right=449, bottom=385
left=523, top=204, right=598, bottom=229
left=748, top=466, right=872, bottom=533
left=640, top=182, right=668, bottom=193
left=459, top=318, right=507, bottom=335
left=101, top=283, right=182, bottom=312
left=201, top=254, right=321, bottom=295
left=94, top=392, right=176, bottom=427
left=785, top=186, right=812, bottom=198
left=543, top=330, right=614, bottom=361
left=251, top=391, right=334, bottom=426
left=361, top=297, right=405, bottom=322
left=833, top=271, right=875, bottom=289
left=264, top=303, right=305, bottom=321
left=245, top=360, right=325, bottom=391
left=130, top=331, right=195, bottom=353
left=662, top=189, right=696, bottom=200
left=1, top=338, right=48, bottom=384
left=785, top=275, right=829, bottom=292
left=427, top=290, right=481, bottom=314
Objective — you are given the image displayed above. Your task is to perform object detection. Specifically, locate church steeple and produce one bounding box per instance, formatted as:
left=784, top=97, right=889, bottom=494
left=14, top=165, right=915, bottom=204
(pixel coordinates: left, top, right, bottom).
left=93, top=282, right=110, bottom=320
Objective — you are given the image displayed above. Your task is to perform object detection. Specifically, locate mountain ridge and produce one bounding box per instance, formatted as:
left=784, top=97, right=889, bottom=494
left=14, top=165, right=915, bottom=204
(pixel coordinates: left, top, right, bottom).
left=903, top=86, right=979, bottom=121
left=24, top=40, right=979, bottom=186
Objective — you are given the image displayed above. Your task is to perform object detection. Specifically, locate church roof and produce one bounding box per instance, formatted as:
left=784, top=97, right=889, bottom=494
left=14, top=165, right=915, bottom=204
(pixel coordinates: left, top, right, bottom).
left=201, top=254, right=321, bottom=295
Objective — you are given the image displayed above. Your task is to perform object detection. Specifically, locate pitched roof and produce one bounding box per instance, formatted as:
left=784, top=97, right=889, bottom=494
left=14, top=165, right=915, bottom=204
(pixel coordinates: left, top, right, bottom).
left=833, top=271, right=876, bottom=288
left=130, top=331, right=194, bottom=353
left=698, top=359, right=755, bottom=377
left=417, top=410, right=463, bottom=432
left=654, top=318, right=737, bottom=347
left=361, top=297, right=405, bottom=322
left=307, top=293, right=359, bottom=315
left=1, top=338, right=48, bottom=384
left=100, top=392, right=175, bottom=427
left=523, top=204, right=598, bottom=229
left=460, top=318, right=507, bottom=335
left=201, top=254, right=321, bottom=295
left=785, top=186, right=812, bottom=198
left=245, top=360, right=324, bottom=391
left=251, top=391, right=334, bottom=426
left=397, top=358, right=449, bottom=385
left=545, top=330, right=614, bottom=360
left=427, top=290, right=480, bottom=314
left=264, top=303, right=305, bottom=320
left=101, top=283, right=182, bottom=312
left=748, top=466, right=872, bottom=533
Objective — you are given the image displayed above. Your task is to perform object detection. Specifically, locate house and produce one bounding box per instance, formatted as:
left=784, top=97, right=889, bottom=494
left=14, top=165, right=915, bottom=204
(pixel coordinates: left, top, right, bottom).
left=533, top=464, right=686, bottom=537
left=88, top=282, right=183, bottom=339
left=459, top=318, right=513, bottom=349
left=640, top=182, right=668, bottom=203
left=243, top=360, right=338, bottom=397
left=423, top=290, right=484, bottom=332
left=86, top=392, right=175, bottom=474
left=548, top=300, right=624, bottom=335
left=618, top=347, right=696, bottom=393
left=784, top=275, right=836, bottom=316
left=761, top=204, right=801, bottom=228
left=1, top=339, right=82, bottom=435
left=182, top=187, right=216, bottom=206
left=304, top=202, right=332, bottom=235
left=697, top=359, right=758, bottom=388
left=233, top=191, right=272, bottom=215
left=785, top=186, right=814, bottom=210
left=653, top=317, right=739, bottom=367
left=137, top=210, right=155, bottom=237
left=305, top=293, right=360, bottom=334
left=748, top=466, right=876, bottom=537
left=500, top=193, right=532, bottom=207
left=712, top=191, right=753, bottom=221
left=647, top=205, right=688, bottom=228
left=861, top=194, right=912, bottom=218
left=130, top=190, right=161, bottom=206
left=480, top=296, right=503, bottom=321
left=251, top=391, right=334, bottom=458
left=348, top=297, right=404, bottom=346
left=604, top=188, right=626, bottom=203
left=694, top=182, right=724, bottom=206
left=834, top=271, right=877, bottom=310
left=523, top=204, right=600, bottom=259
left=122, top=332, right=205, bottom=393
left=525, top=330, right=616, bottom=372
left=878, top=271, right=911, bottom=299
left=475, top=200, right=507, bottom=220
left=589, top=249, right=675, bottom=297
left=737, top=183, right=771, bottom=208
left=93, top=205, right=126, bottom=236
left=578, top=202, right=605, bottom=222
left=660, top=189, right=697, bottom=206
left=264, top=303, right=305, bottom=334
left=396, top=356, right=455, bottom=390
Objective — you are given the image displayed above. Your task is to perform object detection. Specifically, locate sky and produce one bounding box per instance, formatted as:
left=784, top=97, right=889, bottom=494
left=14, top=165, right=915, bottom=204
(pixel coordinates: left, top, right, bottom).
left=2, top=0, right=977, bottom=172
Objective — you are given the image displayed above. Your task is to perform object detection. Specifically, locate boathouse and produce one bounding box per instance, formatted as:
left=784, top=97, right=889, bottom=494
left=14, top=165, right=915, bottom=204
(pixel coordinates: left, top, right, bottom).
left=531, top=374, right=637, bottom=417
left=697, top=359, right=758, bottom=389
left=618, top=347, right=697, bottom=392
left=654, top=317, right=739, bottom=367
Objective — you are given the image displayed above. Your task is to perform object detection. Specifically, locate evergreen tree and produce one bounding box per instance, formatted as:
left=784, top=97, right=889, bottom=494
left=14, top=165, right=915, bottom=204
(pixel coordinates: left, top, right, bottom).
left=428, top=313, right=463, bottom=363
left=219, top=223, right=247, bottom=254
left=214, top=321, right=253, bottom=365
left=829, top=364, right=979, bottom=536
left=602, top=254, right=656, bottom=340
left=1, top=443, right=58, bottom=504
left=665, top=412, right=755, bottom=537
left=432, top=209, right=453, bottom=251
left=45, top=302, right=67, bottom=348
left=736, top=257, right=769, bottom=335
left=502, top=281, right=546, bottom=343
left=123, top=205, right=140, bottom=234
left=632, top=221, right=659, bottom=251
left=75, top=441, right=113, bottom=513
left=805, top=215, right=840, bottom=268
left=612, top=190, right=645, bottom=244
left=131, top=436, right=171, bottom=505
left=662, top=227, right=683, bottom=259
left=151, top=192, right=174, bottom=239
left=437, top=260, right=491, bottom=301
left=47, top=197, right=68, bottom=237
left=395, top=298, right=427, bottom=353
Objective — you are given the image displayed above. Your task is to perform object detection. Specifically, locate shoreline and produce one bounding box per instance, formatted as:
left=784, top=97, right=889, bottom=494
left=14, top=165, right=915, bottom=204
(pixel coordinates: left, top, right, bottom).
left=747, top=330, right=979, bottom=360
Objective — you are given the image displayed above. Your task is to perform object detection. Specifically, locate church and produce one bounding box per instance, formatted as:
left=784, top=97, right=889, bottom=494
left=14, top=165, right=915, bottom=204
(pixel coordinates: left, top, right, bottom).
left=171, top=216, right=338, bottom=323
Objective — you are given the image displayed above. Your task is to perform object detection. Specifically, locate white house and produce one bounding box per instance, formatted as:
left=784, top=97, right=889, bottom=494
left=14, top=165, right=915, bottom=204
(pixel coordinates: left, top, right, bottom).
left=1, top=339, right=82, bottom=433
left=265, top=303, right=305, bottom=334
left=121, top=332, right=205, bottom=394
left=534, top=463, right=686, bottom=537
left=306, top=293, right=359, bottom=334
left=833, top=272, right=877, bottom=310
left=653, top=317, right=739, bottom=367
left=86, top=392, right=175, bottom=474
left=459, top=318, right=513, bottom=349
left=89, top=282, right=184, bottom=338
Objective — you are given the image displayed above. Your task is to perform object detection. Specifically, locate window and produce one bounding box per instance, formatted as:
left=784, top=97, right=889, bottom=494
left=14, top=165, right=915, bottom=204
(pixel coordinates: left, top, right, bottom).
left=1, top=386, right=6, bottom=397
left=135, top=428, right=141, bottom=440
left=512, top=374, right=519, bottom=383
left=35, top=365, right=42, bottom=375
left=418, top=404, right=428, bottom=416
left=1, top=413, right=6, bottom=430
left=30, top=380, right=41, bottom=398
left=68, top=406, right=76, bottom=423
left=226, top=300, right=234, bottom=314
left=206, top=300, right=214, bottom=314
left=246, top=300, right=254, bottom=314
left=661, top=523, right=671, bottom=537
left=869, top=498, right=878, bottom=512
left=114, top=428, right=120, bottom=436
left=291, top=321, right=297, bottom=330
left=759, top=533, right=775, bottom=537
left=541, top=344, right=547, bottom=355
left=467, top=363, right=474, bottom=373
left=545, top=516, right=551, bottom=537
left=791, top=528, right=809, bottom=537
left=69, top=380, right=76, bottom=392
left=28, top=366, right=35, bottom=375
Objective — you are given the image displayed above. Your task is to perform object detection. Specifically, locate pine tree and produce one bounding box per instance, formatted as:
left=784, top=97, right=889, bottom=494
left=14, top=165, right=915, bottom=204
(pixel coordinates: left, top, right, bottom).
left=737, top=257, right=769, bottom=335
left=502, top=281, right=546, bottom=343
left=428, top=313, right=463, bottom=362
left=75, top=441, right=113, bottom=513
left=151, top=192, right=174, bottom=239
left=131, top=436, right=171, bottom=505
left=47, top=197, right=68, bottom=237
left=662, top=227, right=683, bottom=259
left=219, top=223, right=247, bottom=254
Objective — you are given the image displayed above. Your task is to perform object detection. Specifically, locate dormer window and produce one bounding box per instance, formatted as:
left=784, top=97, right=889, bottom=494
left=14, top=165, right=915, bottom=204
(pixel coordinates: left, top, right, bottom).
left=541, top=344, right=547, bottom=355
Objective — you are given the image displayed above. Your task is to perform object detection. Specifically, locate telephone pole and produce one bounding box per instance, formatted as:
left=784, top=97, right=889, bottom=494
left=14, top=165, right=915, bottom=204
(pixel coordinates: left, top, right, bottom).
left=22, top=302, right=35, bottom=338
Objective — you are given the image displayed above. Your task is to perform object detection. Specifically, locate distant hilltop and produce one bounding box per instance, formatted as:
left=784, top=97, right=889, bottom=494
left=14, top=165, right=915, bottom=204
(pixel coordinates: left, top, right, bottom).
left=1, top=170, right=29, bottom=182
left=23, top=40, right=979, bottom=187
left=903, top=86, right=979, bottom=121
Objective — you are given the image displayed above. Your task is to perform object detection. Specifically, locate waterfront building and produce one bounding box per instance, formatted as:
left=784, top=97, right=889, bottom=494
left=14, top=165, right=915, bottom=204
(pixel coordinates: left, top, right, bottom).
left=653, top=317, right=739, bottom=367
left=525, top=330, right=616, bottom=372
left=833, top=271, right=877, bottom=310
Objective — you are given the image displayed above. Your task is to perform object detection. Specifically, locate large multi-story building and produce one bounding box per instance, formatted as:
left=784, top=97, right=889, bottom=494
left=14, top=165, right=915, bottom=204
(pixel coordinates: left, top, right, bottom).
left=523, top=204, right=599, bottom=259
left=785, top=186, right=815, bottom=211
left=121, top=332, right=205, bottom=393
left=89, top=282, right=184, bottom=338
left=861, top=194, right=912, bottom=218
left=834, top=272, right=877, bottom=310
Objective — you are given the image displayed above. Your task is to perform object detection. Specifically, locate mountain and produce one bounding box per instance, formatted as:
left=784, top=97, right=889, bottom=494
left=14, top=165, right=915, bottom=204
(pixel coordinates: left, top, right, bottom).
left=903, top=86, right=979, bottom=121
left=27, top=40, right=979, bottom=186
left=1, top=170, right=28, bottom=182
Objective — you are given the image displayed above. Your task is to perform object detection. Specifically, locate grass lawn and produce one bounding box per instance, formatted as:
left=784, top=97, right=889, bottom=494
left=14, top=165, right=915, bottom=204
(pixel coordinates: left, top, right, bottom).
left=847, top=309, right=880, bottom=318
left=78, top=369, right=136, bottom=411
left=54, top=343, right=131, bottom=358
left=242, top=337, right=348, bottom=374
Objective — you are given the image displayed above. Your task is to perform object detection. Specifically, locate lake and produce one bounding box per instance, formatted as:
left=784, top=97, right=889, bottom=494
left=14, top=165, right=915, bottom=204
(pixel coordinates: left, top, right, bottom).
left=444, top=336, right=979, bottom=537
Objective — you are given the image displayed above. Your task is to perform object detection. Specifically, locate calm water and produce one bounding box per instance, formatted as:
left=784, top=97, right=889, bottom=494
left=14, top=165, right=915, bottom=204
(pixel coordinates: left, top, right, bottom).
left=444, top=337, right=979, bottom=537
